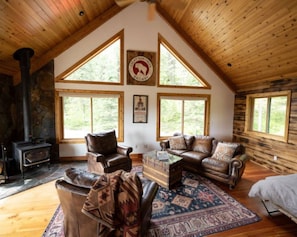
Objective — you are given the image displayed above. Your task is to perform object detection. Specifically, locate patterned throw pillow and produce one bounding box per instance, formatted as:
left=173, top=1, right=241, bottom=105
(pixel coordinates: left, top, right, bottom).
left=169, top=136, right=187, bottom=150
left=211, top=142, right=238, bottom=161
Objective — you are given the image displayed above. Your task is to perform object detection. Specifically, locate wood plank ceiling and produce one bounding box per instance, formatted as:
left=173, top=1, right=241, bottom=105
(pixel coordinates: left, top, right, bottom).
left=0, top=0, right=296, bottom=91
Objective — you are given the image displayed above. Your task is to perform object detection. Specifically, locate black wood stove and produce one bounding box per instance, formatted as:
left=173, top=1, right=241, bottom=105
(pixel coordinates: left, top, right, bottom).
left=13, top=141, right=51, bottom=178
left=13, top=48, right=51, bottom=178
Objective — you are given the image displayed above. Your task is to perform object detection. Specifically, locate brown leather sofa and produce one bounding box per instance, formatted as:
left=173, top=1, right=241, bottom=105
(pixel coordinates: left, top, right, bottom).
left=85, top=130, right=133, bottom=174
left=55, top=168, right=159, bottom=237
left=160, top=134, right=249, bottom=189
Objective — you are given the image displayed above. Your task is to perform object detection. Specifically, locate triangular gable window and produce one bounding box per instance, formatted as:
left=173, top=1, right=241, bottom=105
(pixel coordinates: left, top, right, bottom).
left=60, top=30, right=123, bottom=84
left=158, top=34, right=210, bottom=88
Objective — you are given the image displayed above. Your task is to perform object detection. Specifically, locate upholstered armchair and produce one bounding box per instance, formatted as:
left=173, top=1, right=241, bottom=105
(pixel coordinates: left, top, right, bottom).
left=85, top=130, right=133, bottom=174
left=55, top=168, right=159, bottom=237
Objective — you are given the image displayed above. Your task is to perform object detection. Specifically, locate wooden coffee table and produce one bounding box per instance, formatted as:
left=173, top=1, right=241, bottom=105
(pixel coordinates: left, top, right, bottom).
left=142, top=150, right=183, bottom=189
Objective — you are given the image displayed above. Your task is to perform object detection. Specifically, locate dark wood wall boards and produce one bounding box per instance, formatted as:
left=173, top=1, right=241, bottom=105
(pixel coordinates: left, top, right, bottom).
left=233, top=78, right=297, bottom=174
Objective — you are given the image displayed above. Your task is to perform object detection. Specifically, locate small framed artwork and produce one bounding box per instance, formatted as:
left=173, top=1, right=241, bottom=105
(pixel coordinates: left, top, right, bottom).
left=127, top=50, right=156, bottom=86
left=133, top=95, right=148, bottom=123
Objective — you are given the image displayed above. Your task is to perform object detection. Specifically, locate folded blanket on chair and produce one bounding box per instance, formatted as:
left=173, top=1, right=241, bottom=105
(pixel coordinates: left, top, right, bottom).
left=82, top=170, right=143, bottom=237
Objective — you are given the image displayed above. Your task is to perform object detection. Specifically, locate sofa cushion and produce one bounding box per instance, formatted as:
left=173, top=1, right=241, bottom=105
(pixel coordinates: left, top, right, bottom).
left=168, top=135, right=187, bottom=150
left=211, top=139, right=219, bottom=155
left=167, top=149, right=188, bottom=156
left=181, top=151, right=209, bottom=163
left=192, top=136, right=213, bottom=154
left=183, top=135, right=195, bottom=150
left=86, top=130, right=117, bottom=155
left=211, top=142, right=238, bottom=161
left=201, top=158, right=229, bottom=173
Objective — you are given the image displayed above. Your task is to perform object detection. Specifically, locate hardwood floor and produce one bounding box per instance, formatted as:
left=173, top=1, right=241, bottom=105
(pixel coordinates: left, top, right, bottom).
left=0, top=161, right=296, bottom=237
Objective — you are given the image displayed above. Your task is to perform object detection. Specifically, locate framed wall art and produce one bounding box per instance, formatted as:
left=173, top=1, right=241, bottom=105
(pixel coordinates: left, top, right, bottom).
left=133, top=95, right=148, bottom=123
left=127, top=50, right=156, bottom=86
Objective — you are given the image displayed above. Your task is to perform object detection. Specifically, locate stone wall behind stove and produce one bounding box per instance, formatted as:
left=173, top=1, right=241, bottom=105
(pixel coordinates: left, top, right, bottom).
left=0, top=60, right=59, bottom=161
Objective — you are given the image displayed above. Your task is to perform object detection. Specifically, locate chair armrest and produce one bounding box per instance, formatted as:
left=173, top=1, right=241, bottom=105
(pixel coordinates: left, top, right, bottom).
left=117, top=145, right=133, bottom=156
left=160, top=140, right=169, bottom=151
left=86, top=151, right=105, bottom=162
left=141, top=181, right=159, bottom=212
left=55, top=179, right=90, bottom=197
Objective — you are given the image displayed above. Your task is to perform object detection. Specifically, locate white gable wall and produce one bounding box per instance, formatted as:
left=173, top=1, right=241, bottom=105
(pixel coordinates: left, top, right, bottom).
left=55, top=3, right=234, bottom=157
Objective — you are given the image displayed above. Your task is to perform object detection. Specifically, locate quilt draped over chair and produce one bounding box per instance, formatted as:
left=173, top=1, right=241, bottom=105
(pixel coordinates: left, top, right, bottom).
left=82, top=170, right=143, bottom=237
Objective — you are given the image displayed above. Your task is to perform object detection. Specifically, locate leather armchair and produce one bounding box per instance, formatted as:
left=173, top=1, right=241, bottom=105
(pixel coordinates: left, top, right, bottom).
left=85, top=130, right=133, bottom=174
left=55, top=168, right=159, bottom=237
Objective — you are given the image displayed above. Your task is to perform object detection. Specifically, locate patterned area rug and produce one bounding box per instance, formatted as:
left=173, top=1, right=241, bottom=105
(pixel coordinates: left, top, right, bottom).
left=43, top=167, right=260, bottom=237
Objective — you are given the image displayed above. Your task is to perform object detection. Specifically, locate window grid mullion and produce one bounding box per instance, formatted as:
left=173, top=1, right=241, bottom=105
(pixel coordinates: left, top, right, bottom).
left=266, top=97, right=271, bottom=133
left=90, top=98, right=94, bottom=133
left=181, top=100, right=185, bottom=134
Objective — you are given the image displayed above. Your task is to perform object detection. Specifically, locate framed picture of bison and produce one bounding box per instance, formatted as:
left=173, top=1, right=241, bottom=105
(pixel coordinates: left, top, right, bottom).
left=127, top=50, right=156, bottom=86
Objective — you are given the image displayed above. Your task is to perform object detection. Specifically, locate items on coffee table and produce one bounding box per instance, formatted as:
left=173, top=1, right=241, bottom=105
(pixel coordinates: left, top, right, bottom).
left=143, top=150, right=182, bottom=189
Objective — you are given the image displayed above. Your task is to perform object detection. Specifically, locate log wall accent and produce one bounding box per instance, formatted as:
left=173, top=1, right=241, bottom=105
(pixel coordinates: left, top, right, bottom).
left=233, top=78, right=297, bottom=174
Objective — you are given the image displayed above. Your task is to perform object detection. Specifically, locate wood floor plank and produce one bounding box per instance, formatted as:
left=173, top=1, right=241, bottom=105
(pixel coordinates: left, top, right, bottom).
left=0, top=180, right=59, bottom=237
left=0, top=160, right=296, bottom=237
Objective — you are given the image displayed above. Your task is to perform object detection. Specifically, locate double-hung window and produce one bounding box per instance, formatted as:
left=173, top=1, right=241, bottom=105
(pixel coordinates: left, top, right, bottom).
left=157, top=93, right=210, bottom=140
left=56, top=90, right=124, bottom=142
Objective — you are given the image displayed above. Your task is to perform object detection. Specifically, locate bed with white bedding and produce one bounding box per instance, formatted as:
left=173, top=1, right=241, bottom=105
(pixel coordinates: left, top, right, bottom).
left=248, top=173, right=297, bottom=223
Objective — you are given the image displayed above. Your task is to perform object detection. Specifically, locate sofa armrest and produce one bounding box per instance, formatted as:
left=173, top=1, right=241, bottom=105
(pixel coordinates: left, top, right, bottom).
left=239, top=153, right=249, bottom=163
left=228, top=154, right=248, bottom=189
left=117, top=145, right=133, bottom=156
left=160, top=140, right=169, bottom=151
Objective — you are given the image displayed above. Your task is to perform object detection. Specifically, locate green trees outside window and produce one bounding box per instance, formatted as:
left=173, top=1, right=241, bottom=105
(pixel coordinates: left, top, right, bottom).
left=63, top=96, right=119, bottom=139
left=252, top=96, right=287, bottom=136
left=64, top=40, right=120, bottom=82
left=158, top=94, right=210, bottom=139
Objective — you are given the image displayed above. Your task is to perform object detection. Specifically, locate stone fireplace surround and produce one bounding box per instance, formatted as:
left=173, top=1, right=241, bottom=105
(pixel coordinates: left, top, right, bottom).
left=0, top=59, right=58, bottom=176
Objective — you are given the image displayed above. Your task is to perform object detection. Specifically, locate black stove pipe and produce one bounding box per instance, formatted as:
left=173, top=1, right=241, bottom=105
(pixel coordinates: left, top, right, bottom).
left=13, top=48, right=34, bottom=142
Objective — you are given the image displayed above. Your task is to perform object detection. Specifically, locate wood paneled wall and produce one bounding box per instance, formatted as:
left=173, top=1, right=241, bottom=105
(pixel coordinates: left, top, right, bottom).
left=233, top=78, right=297, bottom=174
